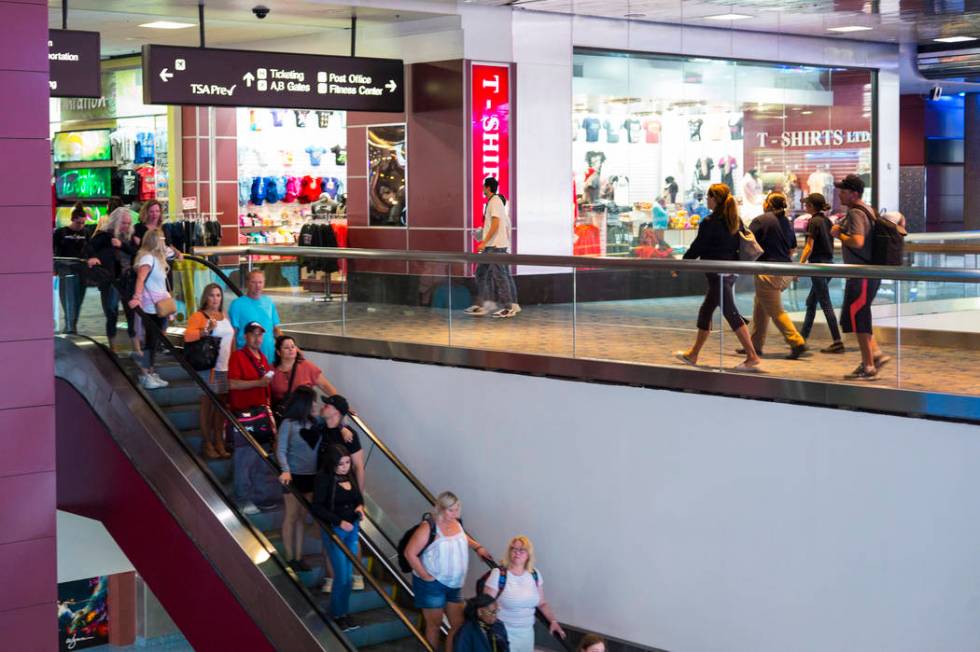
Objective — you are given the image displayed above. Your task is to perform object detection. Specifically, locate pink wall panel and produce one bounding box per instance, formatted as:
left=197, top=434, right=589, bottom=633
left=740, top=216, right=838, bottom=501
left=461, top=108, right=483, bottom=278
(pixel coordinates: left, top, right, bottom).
left=0, top=2, right=47, bottom=72
left=0, top=206, right=52, bottom=274
left=346, top=126, right=367, bottom=172
left=0, top=138, right=50, bottom=201
left=0, top=72, right=48, bottom=138
left=181, top=106, right=197, bottom=136
left=0, top=537, right=56, bottom=612
left=0, top=339, right=54, bottom=410
left=215, top=108, right=237, bottom=138
left=0, top=406, right=55, bottom=477
left=345, top=177, right=368, bottom=226
left=0, top=603, right=56, bottom=650
left=216, top=139, right=238, bottom=180
left=0, top=273, right=58, bottom=340
left=182, top=139, right=198, bottom=181
left=0, top=471, right=55, bottom=544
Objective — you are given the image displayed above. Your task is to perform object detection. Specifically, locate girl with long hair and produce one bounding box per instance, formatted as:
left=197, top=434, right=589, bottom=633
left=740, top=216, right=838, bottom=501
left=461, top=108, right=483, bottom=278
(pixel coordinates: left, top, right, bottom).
left=277, top=386, right=322, bottom=569
left=675, top=183, right=762, bottom=372
left=128, top=229, right=172, bottom=388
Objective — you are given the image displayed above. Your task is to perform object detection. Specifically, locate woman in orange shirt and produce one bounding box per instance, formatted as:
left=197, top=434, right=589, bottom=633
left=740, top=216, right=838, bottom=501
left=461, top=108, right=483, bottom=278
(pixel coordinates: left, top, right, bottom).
left=185, top=284, right=235, bottom=458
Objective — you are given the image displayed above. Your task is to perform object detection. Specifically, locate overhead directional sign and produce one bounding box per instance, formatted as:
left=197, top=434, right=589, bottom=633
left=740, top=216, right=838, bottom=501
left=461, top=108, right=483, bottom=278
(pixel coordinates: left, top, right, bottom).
left=142, top=45, right=405, bottom=113
left=49, top=30, right=101, bottom=98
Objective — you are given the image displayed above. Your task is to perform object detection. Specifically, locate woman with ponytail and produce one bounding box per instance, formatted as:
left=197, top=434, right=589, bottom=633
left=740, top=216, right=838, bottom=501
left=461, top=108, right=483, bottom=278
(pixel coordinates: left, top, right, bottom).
left=675, top=183, right=762, bottom=372
left=746, top=191, right=808, bottom=359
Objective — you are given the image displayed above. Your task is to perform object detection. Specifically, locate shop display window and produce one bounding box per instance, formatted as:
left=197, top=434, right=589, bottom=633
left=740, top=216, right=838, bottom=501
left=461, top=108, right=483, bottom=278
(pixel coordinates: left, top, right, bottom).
left=572, top=49, right=875, bottom=258
left=236, top=107, right=348, bottom=245
left=367, top=125, right=407, bottom=227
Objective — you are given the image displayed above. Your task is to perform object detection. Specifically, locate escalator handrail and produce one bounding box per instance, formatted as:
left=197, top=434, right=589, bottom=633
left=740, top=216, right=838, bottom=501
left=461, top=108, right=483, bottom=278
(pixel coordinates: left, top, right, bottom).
left=56, top=333, right=356, bottom=651
left=183, top=253, right=245, bottom=296
left=56, top=255, right=432, bottom=651
left=171, top=254, right=571, bottom=650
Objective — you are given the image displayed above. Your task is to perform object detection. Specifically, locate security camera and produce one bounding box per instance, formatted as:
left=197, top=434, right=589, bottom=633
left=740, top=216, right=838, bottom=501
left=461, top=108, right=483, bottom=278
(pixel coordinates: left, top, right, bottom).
left=929, top=86, right=943, bottom=101
left=252, top=5, right=270, bottom=19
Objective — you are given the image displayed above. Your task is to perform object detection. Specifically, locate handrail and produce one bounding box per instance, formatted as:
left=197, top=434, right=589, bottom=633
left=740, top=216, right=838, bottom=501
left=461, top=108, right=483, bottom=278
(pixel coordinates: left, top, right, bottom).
left=906, top=243, right=980, bottom=254
left=184, top=253, right=245, bottom=296
left=54, top=256, right=432, bottom=651
left=194, top=245, right=980, bottom=284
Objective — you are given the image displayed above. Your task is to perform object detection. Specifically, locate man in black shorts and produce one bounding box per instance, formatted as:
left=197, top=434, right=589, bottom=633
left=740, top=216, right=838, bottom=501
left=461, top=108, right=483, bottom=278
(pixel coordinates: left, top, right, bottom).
left=831, top=174, right=890, bottom=380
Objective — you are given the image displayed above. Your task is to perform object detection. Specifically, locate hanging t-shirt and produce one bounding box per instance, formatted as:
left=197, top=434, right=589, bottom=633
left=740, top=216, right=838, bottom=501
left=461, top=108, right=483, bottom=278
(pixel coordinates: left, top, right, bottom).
left=321, top=177, right=343, bottom=199
left=134, top=132, right=155, bottom=164
left=294, top=110, right=310, bottom=128
left=330, top=145, right=346, bottom=166
left=643, top=117, right=661, bottom=144
left=111, top=131, right=136, bottom=164
left=137, top=167, right=156, bottom=200
left=270, top=110, right=288, bottom=127
left=284, top=176, right=301, bottom=203
left=113, top=168, right=139, bottom=202
left=612, top=177, right=630, bottom=207
left=238, top=178, right=252, bottom=205
left=279, top=150, right=295, bottom=167
left=305, top=146, right=327, bottom=167
left=317, top=111, right=332, bottom=129
left=624, top=118, right=642, bottom=144
left=602, top=120, right=620, bottom=144
left=582, top=117, right=601, bottom=143
left=250, top=176, right=267, bottom=205
left=481, top=194, right=511, bottom=250
left=264, top=176, right=284, bottom=204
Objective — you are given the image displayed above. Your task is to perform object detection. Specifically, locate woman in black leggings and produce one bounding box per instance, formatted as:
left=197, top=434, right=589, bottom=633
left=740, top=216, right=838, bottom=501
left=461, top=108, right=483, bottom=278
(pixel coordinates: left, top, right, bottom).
left=84, top=208, right=139, bottom=353
left=674, top=183, right=762, bottom=372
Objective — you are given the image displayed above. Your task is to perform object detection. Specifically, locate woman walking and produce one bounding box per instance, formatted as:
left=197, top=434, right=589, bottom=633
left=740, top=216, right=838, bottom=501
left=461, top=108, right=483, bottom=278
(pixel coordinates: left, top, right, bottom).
left=128, top=230, right=173, bottom=389
left=798, top=193, right=845, bottom=353
left=85, top=207, right=140, bottom=353
left=674, top=183, right=762, bottom=372
left=184, top=283, right=235, bottom=458
left=482, top=535, right=565, bottom=651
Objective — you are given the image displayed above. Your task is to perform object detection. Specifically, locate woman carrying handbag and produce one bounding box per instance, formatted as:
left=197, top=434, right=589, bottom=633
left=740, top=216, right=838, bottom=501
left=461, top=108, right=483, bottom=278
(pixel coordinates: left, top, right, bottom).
left=128, top=230, right=175, bottom=390
left=185, top=283, right=235, bottom=458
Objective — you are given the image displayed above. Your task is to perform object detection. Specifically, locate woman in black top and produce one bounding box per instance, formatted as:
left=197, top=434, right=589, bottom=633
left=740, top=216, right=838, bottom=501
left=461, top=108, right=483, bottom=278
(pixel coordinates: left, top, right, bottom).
left=674, top=183, right=762, bottom=372
left=84, top=207, right=140, bottom=353
left=798, top=193, right=844, bottom=353
left=312, top=444, right=364, bottom=632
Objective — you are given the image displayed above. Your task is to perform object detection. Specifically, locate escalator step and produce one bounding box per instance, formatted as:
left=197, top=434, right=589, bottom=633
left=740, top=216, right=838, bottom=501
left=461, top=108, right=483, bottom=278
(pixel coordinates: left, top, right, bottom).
left=339, top=607, right=415, bottom=649
left=161, top=403, right=200, bottom=431
left=152, top=381, right=204, bottom=407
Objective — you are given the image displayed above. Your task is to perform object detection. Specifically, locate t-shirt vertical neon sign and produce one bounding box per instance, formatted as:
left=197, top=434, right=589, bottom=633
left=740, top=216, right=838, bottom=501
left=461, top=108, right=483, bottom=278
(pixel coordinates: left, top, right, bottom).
left=471, top=63, right=511, bottom=241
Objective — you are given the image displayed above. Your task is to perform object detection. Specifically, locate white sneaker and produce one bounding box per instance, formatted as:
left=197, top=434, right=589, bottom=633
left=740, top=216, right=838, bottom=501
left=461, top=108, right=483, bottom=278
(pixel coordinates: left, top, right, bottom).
left=352, top=574, right=364, bottom=591
left=238, top=502, right=261, bottom=515
left=140, top=374, right=164, bottom=389
left=465, top=305, right=488, bottom=317
left=510, top=303, right=522, bottom=315
left=151, top=372, right=169, bottom=388
left=321, top=577, right=333, bottom=593
left=491, top=307, right=518, bottom=319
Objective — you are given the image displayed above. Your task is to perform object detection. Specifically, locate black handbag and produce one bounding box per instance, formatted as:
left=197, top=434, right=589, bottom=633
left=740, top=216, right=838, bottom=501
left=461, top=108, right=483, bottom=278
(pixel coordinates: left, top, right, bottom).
left=185, top=336, right=221, bottom=371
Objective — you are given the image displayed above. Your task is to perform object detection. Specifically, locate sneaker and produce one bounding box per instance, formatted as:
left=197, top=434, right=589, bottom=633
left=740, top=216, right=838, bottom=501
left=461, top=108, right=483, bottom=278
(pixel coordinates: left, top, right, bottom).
left=844, top=365, right=878, bottom=381
left=464, top=305, right=488, bottom=317
left=139, top=374, right=164, bottom=390
left=150, top=372, right=169, bottom=388
left=874, top=354, right=892, bottom=370
left=509, top=303, right=522, bottom=315
left=337, top=616, right=360, bottom=632
left=321, top=577, right=333, bottom=593
left=673, top=351, right=697, bottom=366
left=785, top=344, right=809, bottom=360
left=491, top=307, right=518, bottom=319
left=238, top=502, right=261, bottom=516
left=352, top=574, right=364, bottom=591
left=820, top=341, right=846, bottom=354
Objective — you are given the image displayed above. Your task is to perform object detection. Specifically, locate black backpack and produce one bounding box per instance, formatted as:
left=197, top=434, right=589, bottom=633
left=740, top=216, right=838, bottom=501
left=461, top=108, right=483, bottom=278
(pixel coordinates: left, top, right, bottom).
left=396, top=513, right=437, bottom=573
left=475, top=567, right=539, bottom=595
left=855, top=205, right=905, bottom=266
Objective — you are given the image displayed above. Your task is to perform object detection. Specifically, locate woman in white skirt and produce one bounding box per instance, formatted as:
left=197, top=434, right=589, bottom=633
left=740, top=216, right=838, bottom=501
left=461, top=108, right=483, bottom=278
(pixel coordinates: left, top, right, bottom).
left=483, top=535, right=565, bottom=651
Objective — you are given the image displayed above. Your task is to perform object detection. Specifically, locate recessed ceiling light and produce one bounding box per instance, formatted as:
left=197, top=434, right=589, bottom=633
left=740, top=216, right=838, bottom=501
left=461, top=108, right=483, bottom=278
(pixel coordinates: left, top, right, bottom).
left=705, top=13, right=753, bottom=21
left=933, top=35, right=978, bottom=43
left=139, top=21, right=196, bottom=29
left=827, top=25, right=873, bottom=33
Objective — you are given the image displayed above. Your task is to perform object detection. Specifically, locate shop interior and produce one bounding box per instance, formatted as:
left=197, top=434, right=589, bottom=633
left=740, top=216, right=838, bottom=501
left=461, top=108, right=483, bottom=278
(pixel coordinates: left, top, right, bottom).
left=572, top=50, right=874, bottom=259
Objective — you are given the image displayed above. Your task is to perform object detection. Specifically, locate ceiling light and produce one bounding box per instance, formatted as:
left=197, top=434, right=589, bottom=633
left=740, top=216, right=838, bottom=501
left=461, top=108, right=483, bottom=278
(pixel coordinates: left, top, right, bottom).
left=704, top=13, right=753, bottom=21
left=933, top=36, right=978, bottom=43
left=827, top=25, right=873, bottom=33
left=139, top=21, right=196, bottom=29
left=801, top=110, right=813, bottom=115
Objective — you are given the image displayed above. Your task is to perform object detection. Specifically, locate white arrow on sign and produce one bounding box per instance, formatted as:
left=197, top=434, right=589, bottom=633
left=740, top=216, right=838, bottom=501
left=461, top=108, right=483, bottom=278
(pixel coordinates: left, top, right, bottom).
left=385, top=80, right=397, bottom=93
left=243, top=72, right=255, bottom=87
left=160, top=68, right=174, bottom=83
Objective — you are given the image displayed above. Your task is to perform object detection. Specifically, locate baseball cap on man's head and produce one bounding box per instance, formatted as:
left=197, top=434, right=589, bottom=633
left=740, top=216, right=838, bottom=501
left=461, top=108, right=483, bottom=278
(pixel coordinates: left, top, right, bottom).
left=834, top=174, right=864, bottom=194
left=244, top=321, right=266, bottom=334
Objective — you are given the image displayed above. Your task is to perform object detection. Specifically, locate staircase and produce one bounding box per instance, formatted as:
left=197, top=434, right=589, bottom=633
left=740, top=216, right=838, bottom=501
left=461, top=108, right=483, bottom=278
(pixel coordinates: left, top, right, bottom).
left=121, top=352, right=424, bottom=650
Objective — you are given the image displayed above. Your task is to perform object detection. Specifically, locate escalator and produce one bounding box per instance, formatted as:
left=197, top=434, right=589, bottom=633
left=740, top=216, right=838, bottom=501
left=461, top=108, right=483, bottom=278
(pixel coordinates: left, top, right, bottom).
left=54, top=254, right=571, bottom=650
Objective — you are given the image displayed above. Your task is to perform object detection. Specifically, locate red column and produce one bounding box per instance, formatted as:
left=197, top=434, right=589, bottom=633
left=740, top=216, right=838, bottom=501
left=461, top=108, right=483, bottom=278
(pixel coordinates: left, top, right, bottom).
left=0, top=1, right=58, bottom=650
left=108, top=572, right=137, bottom=646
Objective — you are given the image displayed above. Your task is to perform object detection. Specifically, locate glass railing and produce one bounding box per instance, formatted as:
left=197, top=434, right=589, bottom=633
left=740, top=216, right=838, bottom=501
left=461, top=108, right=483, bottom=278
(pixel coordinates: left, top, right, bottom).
left=183, top=246, right=980, bottom=419
left=53, top=256, right=432, bottom=651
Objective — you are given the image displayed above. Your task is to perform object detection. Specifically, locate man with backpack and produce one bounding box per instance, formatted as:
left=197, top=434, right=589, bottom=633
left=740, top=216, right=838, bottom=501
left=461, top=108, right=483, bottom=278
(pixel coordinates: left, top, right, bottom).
left=831, top=174, right=895, bottom=381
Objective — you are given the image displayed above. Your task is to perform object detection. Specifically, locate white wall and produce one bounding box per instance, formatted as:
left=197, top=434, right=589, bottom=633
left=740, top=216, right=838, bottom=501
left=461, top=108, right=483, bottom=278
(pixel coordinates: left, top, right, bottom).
left=308, top=350, right=980, bottom=651
left=57, top=511, right=134, bottom=584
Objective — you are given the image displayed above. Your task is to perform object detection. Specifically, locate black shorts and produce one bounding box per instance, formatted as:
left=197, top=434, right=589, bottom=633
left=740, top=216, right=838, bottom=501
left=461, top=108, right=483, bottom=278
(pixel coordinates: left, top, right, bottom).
left=290, top=473, right=316, bottom=494
left=840, top=278, right=880, bottom=334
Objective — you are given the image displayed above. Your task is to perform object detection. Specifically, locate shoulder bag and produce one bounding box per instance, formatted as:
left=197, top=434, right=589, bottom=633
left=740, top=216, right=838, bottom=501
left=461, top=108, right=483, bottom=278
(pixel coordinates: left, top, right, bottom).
left=184, top=312, right=222, bottom=371
left=272, top=361, right=300, bottom=426
left=738, top=225, right=763, bottom=261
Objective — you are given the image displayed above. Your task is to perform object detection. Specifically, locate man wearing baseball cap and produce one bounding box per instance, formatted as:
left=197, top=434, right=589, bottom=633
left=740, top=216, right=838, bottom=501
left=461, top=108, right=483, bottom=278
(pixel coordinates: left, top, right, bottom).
left=830, top=174, right=891, bottom=381
left=228, top=321, right=273, bottom=411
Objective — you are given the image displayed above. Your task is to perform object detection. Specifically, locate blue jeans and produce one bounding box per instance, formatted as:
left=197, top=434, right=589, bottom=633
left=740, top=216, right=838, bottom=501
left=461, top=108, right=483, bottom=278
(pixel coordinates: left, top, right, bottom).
left=55, top=261, right=86, bottom=333
left=801, top=276, right=841, bottom=342
left=475, top=246, right=516, bottom=307
left=324, top=522, right=360, bottom=618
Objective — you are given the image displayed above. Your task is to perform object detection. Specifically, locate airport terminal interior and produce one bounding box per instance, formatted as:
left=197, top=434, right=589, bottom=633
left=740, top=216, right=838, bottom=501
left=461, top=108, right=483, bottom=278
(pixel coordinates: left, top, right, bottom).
left=5, top=0, right=980, bottom=650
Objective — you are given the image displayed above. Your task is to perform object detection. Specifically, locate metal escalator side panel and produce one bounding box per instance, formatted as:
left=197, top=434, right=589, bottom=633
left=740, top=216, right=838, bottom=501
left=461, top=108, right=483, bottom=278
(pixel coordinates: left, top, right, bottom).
left=54, top=337, right=345, bottom=651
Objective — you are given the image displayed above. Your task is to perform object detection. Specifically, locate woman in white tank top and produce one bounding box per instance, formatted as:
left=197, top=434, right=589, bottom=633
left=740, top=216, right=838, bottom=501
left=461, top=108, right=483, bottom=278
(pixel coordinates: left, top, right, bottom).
left=404, top=491, right=494, bottom=651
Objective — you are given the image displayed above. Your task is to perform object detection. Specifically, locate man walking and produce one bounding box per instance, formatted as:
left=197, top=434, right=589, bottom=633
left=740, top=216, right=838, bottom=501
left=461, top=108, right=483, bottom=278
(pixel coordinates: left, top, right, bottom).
left=464, top=177, right=520, bottom=319
left=229, top=269, right=282, bottom=362
left=831, top=174, right=890, bottom=380
left=53, top=204, right=91, bottom=333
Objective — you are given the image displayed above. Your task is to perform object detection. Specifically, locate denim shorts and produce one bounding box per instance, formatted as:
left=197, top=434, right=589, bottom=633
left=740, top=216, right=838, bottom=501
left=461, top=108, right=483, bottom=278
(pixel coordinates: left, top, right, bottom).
left=412, top=575, right=463, bottom=609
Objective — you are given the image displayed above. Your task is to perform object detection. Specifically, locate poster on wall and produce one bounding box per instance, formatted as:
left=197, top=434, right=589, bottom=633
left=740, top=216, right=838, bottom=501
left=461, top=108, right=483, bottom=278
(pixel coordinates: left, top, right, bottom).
left=57, top=576, right=109, bottom=651
left=470, top=63, right=511, bottom=242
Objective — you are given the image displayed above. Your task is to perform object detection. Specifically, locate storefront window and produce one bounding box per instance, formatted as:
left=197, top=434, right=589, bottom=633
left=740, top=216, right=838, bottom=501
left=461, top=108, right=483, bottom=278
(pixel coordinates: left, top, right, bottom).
left=572, top=50, right=875, bottom=258
left=50, top=60, right=169, bottom=227
left=367, top=124, right=407, bottom=226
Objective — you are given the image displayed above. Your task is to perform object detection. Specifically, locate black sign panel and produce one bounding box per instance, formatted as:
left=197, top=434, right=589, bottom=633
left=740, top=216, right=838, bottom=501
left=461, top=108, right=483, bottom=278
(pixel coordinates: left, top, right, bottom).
left=142, top=45, right=405, bottom=113
left=49, top=30, right=101, bottom=98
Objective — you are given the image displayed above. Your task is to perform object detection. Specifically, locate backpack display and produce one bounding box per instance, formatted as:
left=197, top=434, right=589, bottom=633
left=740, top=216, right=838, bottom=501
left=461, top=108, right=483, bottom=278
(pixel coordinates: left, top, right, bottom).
left=396, top=513, right=437, bottom=573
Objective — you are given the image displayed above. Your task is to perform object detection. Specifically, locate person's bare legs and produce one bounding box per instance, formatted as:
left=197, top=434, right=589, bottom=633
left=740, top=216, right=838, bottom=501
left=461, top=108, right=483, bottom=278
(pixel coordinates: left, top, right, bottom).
left=281, top=493, right=300, bottom=562
left=444, top=601, right=465, bottom=652
left=683, top=328, right=712, bottom=363
left=199, top=397, right=217, bottom=457
left=421, top=608, right=444, bottom=651
left=856, top=333, right=875, bottom=370
left=733, top=324, right=762, bottom=366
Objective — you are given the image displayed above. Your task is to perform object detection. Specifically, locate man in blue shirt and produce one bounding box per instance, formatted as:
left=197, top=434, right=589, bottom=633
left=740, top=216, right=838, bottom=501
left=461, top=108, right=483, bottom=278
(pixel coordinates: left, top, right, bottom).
left=228, top=269, right=282, bottom=362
